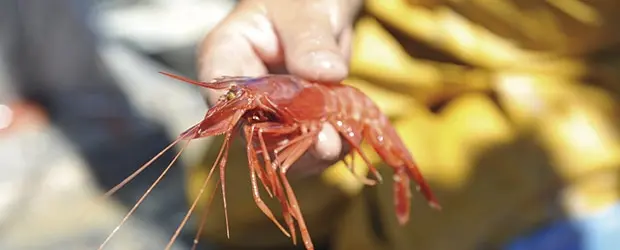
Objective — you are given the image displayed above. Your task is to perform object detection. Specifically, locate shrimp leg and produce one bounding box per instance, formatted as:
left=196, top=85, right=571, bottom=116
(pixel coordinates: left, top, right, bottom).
left=252, top=122, right=301, bottom=244
left=243, top=124, right=291, bottom=237
left=242, top=126, right=274, bottom=198
left=364, top=122, right=441, bottom=225
left=328, top=118, right=384, bottom=184
left=341, top=152, right=377, bottom=185
left=273, top=128, right=322, bottom=250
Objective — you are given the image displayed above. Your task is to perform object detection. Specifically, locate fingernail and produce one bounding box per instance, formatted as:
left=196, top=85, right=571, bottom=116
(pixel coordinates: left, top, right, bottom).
left=300, top=50, right=348, bottom=82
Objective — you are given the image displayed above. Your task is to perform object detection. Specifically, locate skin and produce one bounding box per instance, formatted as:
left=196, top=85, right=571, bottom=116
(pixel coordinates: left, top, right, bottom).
left=197, top=0, right=363, bottom=174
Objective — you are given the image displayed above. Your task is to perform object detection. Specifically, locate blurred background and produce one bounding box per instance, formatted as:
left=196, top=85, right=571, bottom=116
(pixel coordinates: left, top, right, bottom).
left=1, top=0, right=620, bottom=250
left=0, top=0, right=233, bottom=249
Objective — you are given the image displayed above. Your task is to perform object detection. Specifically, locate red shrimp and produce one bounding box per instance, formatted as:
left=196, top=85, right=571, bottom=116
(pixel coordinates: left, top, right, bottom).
left=97, top=72, right=441, bottom=250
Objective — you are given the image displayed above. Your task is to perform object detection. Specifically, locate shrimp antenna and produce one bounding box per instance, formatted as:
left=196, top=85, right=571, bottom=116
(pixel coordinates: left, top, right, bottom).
left=98, top=134, right=194, bottom=250
left=159, top=71, right=246, bottom=90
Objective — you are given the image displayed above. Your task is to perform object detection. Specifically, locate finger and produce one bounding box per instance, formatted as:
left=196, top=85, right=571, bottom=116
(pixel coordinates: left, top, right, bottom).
left=287, top=125, right=346, bottom=178
left=268, top=1, right=348, bottom=83
left=311, top=123, right=343, bottom=162
left=197, top=20, right=268, bottom=105
left=338, top=26, right=354, bottom=65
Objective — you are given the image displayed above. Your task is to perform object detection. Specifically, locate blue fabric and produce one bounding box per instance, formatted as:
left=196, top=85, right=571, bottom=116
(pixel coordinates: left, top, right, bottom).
left=506, top=202, right=620, bottom=250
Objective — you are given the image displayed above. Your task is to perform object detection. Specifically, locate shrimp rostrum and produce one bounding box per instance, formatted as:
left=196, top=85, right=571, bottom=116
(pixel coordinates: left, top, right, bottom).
left=99, top=72, right=441, bottom=250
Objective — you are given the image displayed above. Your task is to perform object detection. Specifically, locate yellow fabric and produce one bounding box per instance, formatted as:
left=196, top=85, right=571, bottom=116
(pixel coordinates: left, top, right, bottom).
left=187, top=1, right=620, bottom=249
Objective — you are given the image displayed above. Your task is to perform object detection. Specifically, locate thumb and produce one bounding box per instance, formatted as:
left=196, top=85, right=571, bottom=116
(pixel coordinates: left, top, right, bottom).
left=269, top=1, right=349, bottom=83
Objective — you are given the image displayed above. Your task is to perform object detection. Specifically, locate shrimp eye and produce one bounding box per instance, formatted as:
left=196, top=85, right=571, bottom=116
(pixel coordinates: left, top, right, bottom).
left=225, top=91, right=236, bottom=101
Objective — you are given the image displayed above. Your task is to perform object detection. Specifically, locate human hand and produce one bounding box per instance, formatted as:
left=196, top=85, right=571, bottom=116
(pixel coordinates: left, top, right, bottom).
left=197, top=0, right=362, bottom=173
